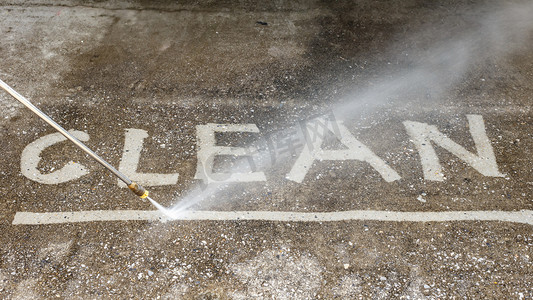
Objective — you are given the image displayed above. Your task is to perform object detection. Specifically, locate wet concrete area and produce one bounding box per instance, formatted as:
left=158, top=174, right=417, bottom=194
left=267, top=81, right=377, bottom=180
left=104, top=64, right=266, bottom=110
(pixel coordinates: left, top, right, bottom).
left=0, top=0, right=532, bottom=298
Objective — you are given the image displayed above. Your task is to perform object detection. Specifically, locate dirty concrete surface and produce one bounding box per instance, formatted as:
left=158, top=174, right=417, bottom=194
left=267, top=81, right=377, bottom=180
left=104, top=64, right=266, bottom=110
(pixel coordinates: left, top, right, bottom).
left=0, top=0, right=532, bottom=299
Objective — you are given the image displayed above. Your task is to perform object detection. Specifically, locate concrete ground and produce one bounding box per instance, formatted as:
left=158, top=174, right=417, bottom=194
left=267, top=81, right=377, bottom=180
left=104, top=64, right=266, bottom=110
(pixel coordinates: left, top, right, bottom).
left=0, top=0, right=532, bottom=299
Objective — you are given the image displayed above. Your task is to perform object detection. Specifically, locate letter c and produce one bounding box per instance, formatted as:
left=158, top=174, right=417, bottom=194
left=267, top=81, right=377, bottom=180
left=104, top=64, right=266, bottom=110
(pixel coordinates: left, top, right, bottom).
left=20, top=131, right=90, bottom=184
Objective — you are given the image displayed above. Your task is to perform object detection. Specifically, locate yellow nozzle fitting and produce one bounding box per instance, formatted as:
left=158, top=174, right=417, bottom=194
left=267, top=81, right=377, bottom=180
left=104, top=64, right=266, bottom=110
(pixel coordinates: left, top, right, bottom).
left=128, top=182, right=149, bottom=199
left=139, top=189, right=149, bottom=199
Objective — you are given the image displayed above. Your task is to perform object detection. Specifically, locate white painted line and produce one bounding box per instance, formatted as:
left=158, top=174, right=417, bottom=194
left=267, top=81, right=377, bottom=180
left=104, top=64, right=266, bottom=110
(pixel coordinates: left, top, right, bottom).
left=12, top=210, right=533, bottom=225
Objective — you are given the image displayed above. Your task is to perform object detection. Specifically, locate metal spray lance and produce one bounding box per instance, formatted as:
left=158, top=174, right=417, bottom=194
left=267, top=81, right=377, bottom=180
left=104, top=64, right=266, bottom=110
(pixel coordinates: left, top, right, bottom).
left=0, top=78, right=161, bottom=207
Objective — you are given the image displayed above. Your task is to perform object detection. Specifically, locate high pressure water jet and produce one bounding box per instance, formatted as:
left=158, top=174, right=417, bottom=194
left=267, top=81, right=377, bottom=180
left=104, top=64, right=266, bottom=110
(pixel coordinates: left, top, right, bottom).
left=0, top=78, right=164, bottom=209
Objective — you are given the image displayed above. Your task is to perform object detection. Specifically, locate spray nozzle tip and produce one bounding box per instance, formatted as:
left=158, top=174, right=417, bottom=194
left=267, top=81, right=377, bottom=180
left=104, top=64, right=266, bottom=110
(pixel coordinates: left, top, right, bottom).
left=128, top=182, right=149, bottom=199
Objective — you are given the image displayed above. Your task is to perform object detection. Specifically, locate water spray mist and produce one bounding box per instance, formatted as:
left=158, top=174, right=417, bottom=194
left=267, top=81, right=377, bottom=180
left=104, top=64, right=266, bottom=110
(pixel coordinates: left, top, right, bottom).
left=0, top=79, right=164, bottom=209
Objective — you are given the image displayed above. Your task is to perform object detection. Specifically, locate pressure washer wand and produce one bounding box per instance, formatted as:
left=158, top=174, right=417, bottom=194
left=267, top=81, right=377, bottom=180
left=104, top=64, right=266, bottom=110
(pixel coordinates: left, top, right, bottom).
left=0, top=79, right=150, bottom=201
